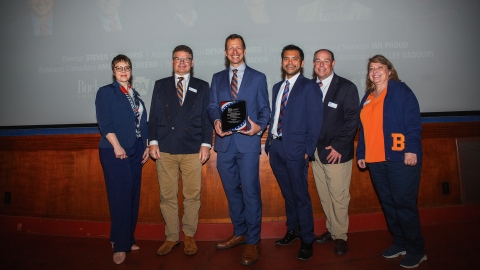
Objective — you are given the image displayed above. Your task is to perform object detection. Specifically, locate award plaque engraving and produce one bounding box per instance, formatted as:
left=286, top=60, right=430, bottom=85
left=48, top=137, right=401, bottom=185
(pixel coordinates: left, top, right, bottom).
left=220, top=100, right=247, bottom=132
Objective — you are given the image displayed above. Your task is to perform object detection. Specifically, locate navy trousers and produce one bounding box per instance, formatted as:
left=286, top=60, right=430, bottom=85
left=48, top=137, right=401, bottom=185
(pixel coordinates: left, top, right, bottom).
left=269, top=139, right=315, bottom=244
left=369, top=161, right=425, bottom=255
left=216, top=137, right=262, bottom=244
left=99, top=138, right=143, bottom=252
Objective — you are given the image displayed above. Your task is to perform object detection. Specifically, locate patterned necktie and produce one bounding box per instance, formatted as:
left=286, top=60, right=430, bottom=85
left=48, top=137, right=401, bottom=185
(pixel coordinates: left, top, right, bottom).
left=110, top=19, right=120, bottom=31
left=277, top=80, right=290, bottom=136
left=177, top=77, right=184, bottom=106
left=231, top=69, right=238, bottom=99
left=40, top=23, right=47, bottom=35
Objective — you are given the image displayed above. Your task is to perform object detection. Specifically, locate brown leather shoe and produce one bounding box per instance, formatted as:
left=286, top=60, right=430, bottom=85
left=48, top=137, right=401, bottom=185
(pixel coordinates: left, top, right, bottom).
left=240, top=244, right=260, bottom=266
left=156, top=241, right=180, bottom=256
left=214, top=235, right=246, bottom=250
left=184, top=236, right=198, bottom=256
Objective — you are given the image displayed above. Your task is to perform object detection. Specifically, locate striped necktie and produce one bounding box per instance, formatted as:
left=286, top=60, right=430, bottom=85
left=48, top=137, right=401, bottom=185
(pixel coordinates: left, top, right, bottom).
left=231, top=69, right=238, bottom=99
left=40, top=23, right=47, bottom=35
left=277, top=80, right=290, bottom=136
left=110, top=19, right=120, bottom=31
left=177, top=77, right=184, bottom=105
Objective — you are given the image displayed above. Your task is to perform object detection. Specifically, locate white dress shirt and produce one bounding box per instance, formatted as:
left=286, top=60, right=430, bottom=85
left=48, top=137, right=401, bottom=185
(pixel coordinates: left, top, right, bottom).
left=271, top=72, right=301, bottom=137
left=317, top=72, right=334, bottom=102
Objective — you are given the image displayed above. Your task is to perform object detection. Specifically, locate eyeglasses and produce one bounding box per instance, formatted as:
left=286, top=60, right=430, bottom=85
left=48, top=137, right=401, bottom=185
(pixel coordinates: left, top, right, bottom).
left=114, top=66, right=131, bottom=72
left=173, top=57, right=192, bottom=63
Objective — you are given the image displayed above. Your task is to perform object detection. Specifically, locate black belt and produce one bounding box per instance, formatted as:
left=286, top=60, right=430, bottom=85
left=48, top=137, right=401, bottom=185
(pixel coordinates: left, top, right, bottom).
left=271, top=135, right=282, bottom=141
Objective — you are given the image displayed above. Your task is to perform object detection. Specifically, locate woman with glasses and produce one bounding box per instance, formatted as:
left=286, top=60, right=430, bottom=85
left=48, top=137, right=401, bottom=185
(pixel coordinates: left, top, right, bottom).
left=95, top=54, right=149, bottom=264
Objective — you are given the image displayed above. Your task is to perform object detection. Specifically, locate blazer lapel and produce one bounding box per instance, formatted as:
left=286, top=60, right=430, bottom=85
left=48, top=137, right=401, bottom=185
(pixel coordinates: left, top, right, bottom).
left=236, top=67, right=251, bottom=101
left=286, top=74, right=304, bottom=103
left=323, top=74, right=339, bottom=107
left=181, top=78, right=199, bottom=113
left=166, top=76, right=182, bottom=111
left=271, top=82, right=281, bottom=118
left=113, top=82, right=135, bottom=117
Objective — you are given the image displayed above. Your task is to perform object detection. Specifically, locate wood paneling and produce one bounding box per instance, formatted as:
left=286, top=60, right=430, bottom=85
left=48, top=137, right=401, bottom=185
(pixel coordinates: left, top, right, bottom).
left=0, top=122, right=478, bottom=223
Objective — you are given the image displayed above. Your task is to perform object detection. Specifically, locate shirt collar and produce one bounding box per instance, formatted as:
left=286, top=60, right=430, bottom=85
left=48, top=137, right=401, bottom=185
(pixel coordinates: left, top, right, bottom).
left=285, top=72, right=301, bottom=85
left=31, top=12, right=53, bottom=28
left=175, top=73, right=190, bottom=81
left=317, top=72, right=334, bottom=86
left=230, top=63, right=246, bottom=73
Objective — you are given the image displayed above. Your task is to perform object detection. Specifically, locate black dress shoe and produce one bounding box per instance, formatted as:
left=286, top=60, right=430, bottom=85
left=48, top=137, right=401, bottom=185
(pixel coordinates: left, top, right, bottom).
left=275, top=231, right=299, bottom=245
left=315, top=231, right=333, bottom=244
left=334, top=239, right=348, bottom=255
left=296, top=242, right=313, bottom=260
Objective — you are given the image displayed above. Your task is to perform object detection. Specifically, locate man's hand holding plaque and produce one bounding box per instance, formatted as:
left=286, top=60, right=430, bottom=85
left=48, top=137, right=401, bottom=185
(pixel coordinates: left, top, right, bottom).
left=238, top=117, right=261, bottom=136
left=214, top=120, right=232, bottom=137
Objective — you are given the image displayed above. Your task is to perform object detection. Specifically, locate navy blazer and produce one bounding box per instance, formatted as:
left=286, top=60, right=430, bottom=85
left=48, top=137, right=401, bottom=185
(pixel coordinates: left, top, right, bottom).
left=357, top=80, right=422, bottom=163
left=95, top=81, right=148, bottom=150
left=265, top=74, right=323, bottom=160
left=148, top=76, right=213, bottom=154
left=315, top=74, right=359, bottom=163
left=207, top=65, right=270, bottom=153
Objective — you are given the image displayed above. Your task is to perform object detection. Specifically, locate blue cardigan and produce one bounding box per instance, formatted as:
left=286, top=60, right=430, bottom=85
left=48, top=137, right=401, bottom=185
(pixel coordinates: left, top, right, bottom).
left=356, top=80, right=422, bottom=163
left=95, top=81, right=148, bottom=150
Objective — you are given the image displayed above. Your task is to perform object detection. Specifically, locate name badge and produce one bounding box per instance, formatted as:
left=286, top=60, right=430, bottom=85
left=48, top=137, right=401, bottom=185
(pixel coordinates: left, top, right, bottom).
left=328, top=102, right=338, bottom=109
left=188, top=87, right=197, bottom=93
left=363, top=100, right=371, bottom=106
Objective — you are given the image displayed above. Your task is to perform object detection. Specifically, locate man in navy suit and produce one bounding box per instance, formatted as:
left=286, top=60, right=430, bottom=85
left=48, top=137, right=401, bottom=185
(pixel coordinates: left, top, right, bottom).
left=311, top=49, right=359, bottom=255
left=265, top=44, right=323, bottom=261
left=207, top=34, right=270, bottom=266
left=148, top=45, right=213, bottom=256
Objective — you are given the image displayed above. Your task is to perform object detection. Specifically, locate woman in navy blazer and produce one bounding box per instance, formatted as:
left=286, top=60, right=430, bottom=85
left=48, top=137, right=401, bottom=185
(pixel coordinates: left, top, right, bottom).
left=356, top=55, right=425, bottom=268
left=95, top=54, right=149, bottom=265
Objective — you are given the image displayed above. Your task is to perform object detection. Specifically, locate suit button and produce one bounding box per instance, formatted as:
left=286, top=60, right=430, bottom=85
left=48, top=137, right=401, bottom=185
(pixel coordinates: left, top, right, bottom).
left=185, top=128, right=188, bottom=130
left=168, top=116, right=170, bottom=119
left=172, top=127, right=174, bottom=130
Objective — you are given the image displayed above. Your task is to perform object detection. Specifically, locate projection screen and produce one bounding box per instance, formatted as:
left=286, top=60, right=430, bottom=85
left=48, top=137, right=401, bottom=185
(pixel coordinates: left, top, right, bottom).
left=1, top=0, right=479, bottom=126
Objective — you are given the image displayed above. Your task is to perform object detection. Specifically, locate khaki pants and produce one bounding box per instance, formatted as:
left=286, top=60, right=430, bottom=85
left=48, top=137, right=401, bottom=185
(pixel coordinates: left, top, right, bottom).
left=156, top=152, right=202, bottom=241
left=312, top=150, right=352, bottom=241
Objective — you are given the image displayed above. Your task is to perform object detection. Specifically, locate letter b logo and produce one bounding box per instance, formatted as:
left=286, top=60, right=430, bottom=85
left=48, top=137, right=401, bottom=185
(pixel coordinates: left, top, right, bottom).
left=391, top=133, right=405, bottom=151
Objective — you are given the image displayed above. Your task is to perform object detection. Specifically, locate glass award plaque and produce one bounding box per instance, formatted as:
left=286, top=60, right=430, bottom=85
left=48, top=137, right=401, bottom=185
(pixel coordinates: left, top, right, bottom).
left=220, top=100, right=247, bottom=132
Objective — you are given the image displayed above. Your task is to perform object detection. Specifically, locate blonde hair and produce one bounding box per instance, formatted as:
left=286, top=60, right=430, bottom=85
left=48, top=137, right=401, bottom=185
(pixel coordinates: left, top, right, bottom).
left=366, top=54, right=400, bottom=93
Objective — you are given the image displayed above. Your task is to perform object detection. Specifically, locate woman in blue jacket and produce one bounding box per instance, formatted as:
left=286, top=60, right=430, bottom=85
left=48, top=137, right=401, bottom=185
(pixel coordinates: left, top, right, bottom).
left=356, top=55, right=426, bottom=268
left=95, top=54, right=149, bottom=264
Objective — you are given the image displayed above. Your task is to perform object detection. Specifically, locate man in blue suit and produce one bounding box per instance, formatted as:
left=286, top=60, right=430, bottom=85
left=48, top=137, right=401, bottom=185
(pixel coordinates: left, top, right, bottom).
left=311, top=49, right=359, bottom=255
left=149, top=45, right=213, bottom=256
left=265, top=45, right=323, bottom=261
left=207, top=34, right=270, bottom=266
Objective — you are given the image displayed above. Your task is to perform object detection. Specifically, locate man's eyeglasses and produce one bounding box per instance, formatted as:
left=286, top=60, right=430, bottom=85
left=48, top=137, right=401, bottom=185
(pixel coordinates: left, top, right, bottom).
left=173, top=57, right=192, bottom=63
